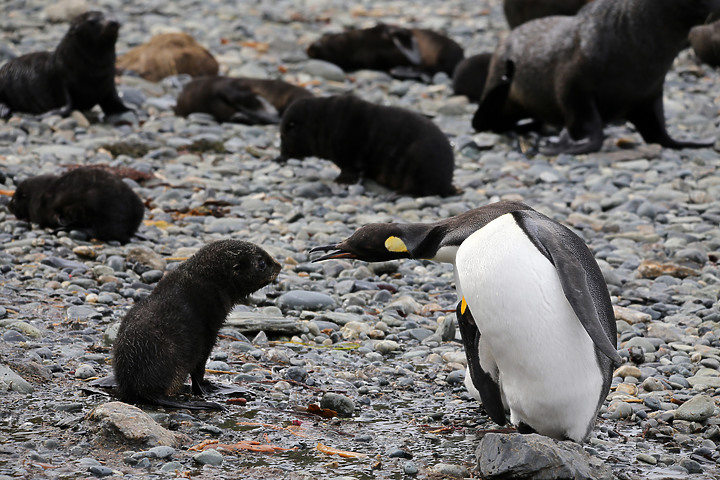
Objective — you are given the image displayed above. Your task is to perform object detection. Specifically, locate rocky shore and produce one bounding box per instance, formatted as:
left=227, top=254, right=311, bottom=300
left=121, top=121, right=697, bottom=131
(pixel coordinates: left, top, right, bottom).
left=1, top=0, right=720, bottom=479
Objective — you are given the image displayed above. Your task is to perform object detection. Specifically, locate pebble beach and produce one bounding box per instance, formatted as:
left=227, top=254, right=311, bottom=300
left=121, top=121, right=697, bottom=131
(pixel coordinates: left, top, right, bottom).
left=1, top=0, right=720, bottom=479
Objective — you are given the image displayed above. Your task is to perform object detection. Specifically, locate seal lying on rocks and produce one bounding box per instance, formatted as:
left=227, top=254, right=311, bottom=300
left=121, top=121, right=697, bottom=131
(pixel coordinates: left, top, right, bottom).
left=0, top=11, right=129, bottom=118
left=8, top=167, right=144, bottom=244
left=690, top=20, right=720, bottom=67
left=116, top=32, right=219, bottom=82
left=307, top=23, right=464, bottom=79
left=472, top=0, right=720, bottom=154
left=504, top=0, right=591, bottom=28
left=174, top=76, right=313, bottom=124
left=279, top=95, right=456, bottom=197
left=452, top=53, right=492, bottom=102
left=113, top=240, right=281, bottom=410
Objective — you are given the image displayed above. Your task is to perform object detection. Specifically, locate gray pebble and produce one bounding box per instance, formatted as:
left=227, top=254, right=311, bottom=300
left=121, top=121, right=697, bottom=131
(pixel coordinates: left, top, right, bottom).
left=321, top=392, right=355, bottom=417
left=192, top=449, right=223, bottom=466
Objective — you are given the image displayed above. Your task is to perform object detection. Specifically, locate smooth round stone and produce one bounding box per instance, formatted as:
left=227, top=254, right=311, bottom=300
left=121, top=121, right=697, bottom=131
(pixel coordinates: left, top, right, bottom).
left=160, top=461, right=183, bottom=472
left=74, top=364, right=97, bottom=379
left=607, top=401, right=633, bottom=419
left=388, top=448, right=412, bottom=459
left=624, top=337, right=657, bottom=353
left=303, top=59, right=346, bottom=81
left=404, top=461, right=419, bottom=475
left=678, top=458, right=703, bottom=474
left=88, top=465, right=113, bottom=477
left=445, top=370, right=465, bottom=384
left=141, top=270, right=164, bottom=283
left=636, top=453, right=657, bottom=465
left=374, top=340, right=400, bottom=355
left=613, top=365, right=642, bottom=379
left=430, top=463, right=469, bottom=478
left=147, top=446, right=175, bottom=460
left=2, top=330, right=27, bottom=343
left=192, top=449, right=223, bottom=466
left=641, top=377, right=665, bottom=392
left=674, top=394, right=716, bottom=422
left=285, top=366, right=308, bottom=382
left=277, top=291, right=337, bottom=311
left=365, top=352, right=383, bottom=362
left=320, top=392, right=355, bottom=417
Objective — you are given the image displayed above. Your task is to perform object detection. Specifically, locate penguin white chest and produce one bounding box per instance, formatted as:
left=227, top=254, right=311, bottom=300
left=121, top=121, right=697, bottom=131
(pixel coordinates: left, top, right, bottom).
left=455, top=214, right=603, bottom=442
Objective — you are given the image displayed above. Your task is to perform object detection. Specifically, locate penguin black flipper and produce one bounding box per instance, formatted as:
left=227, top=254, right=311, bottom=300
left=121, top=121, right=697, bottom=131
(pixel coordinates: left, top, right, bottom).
left=456, top=302, right=507, bottom=426
left=513, top=210, right=622, bottom=365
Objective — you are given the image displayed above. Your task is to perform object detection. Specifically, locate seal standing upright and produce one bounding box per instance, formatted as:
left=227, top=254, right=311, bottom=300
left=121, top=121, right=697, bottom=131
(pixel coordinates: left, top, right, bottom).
left=473, top=0, right=720, bottom=154
left=0, top=11, right=129, bottom=118
left=113, top=240, right=281, bottom=409
left=311, top=201, right=620, bottom=442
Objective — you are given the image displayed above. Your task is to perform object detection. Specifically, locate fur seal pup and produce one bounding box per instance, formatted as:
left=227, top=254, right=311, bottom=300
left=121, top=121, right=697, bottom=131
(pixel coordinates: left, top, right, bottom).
left=174, top=76, right=313, bottom=124
left=307, top=24, right=464, bottom=79
left=113, top=240, right=281, bottom=410
left=311, top=200, right=621, bottom=442
left=0, top=11, right=129, bottom=119
left=452, top=53, right=492, bottom=102
left=504, top=0, right=591, bottom=29
left=690, top=20, right=720, bottom=67
left=473, top=0, right=720, bottom=154
left=8, top=167, right=144, bottom=244
left=116, top=32, right=219, bottom=82
left=279, top=95, right=456, bottom=197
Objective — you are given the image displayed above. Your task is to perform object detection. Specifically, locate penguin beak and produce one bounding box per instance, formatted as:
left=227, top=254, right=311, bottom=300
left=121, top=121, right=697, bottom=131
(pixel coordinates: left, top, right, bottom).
left=309, top=244, right=357, bottom=262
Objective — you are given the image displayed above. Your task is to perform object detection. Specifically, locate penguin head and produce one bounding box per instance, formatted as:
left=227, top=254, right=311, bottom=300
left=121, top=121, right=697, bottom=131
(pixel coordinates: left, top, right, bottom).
left=311, top=223, right=431, bottom=262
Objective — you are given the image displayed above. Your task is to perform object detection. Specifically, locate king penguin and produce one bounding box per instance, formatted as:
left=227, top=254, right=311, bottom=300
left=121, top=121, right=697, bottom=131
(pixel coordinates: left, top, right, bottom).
left=311, top=200, right=621, bottom=442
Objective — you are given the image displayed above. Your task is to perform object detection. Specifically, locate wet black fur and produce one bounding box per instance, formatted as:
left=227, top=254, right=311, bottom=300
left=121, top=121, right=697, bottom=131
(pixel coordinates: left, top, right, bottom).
left=504, top=0, right=590, bottom=28
left=452, top=53, right=492, bottom=102
left=473, top=0, right=720, bottom=154
left=280, top=95, right=456, bottom=197
left=0, top=11, right=129, bottom=118
left=8, top=167, right=144, bottom=244
left=112, top=240, right=280, bottom=409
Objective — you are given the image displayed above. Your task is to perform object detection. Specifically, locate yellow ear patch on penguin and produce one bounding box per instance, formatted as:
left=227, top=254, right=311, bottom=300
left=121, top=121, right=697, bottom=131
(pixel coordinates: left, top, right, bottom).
left=461, top=297, right=468, bottom=315
left=385, top=236, right=408, bottom=253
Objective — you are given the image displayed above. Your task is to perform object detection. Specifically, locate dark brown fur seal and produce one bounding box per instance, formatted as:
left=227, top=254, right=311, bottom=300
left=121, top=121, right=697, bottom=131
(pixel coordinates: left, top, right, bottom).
left=307, top=23, right=464, bottom=78
left=452, top=53, right=492, bottom=102
left=279, top=95, right=456, bottom=197
left=8, top=167, right=144, bottom=244
left=473, top=0, right=720, bottom=154
left=116, top=32, right=219, bottom=82
left=690, top=20, right=720, bottom=67
left=113, top=240, right=280, bottom=410
left=174, top=76, right=314, bottom=124
left=504, top=0, right=592, bottom=29
left=0, top=11, right=129, bottom=118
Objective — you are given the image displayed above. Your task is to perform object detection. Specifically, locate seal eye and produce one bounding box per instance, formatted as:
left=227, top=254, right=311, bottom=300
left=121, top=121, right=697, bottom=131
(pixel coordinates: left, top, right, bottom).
left=286, top=120, right=296, bottom=130
left=256, top=259, right=267, bottom=272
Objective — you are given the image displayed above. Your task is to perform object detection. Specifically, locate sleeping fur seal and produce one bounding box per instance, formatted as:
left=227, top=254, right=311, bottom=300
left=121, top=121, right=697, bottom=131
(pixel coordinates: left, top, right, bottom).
left=116, top=32, right=219, bottom=82
left=8, top=167, right=144, bottom=244
left=174, top=76, right=313, bottom=124
left=473, top=0, right=720, bottom=154
left=279, top=95, right=456, bottom=197
left=0, top=11, right=129, bottom=118
left=307, top=23, right=464, bottom=79
left=113, top=240, right=281, bottom=410
left=504, top=0, right=591, bottom=29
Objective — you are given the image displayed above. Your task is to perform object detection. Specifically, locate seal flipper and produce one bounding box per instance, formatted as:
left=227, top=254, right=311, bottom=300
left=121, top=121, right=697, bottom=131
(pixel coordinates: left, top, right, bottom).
left=472, top=59, right=515, bottom=132
left=456, top=302, right=507, bottom=426
left=513, top=211, right=622, bottom=365
left=627, top=94, right=714, bottom=149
